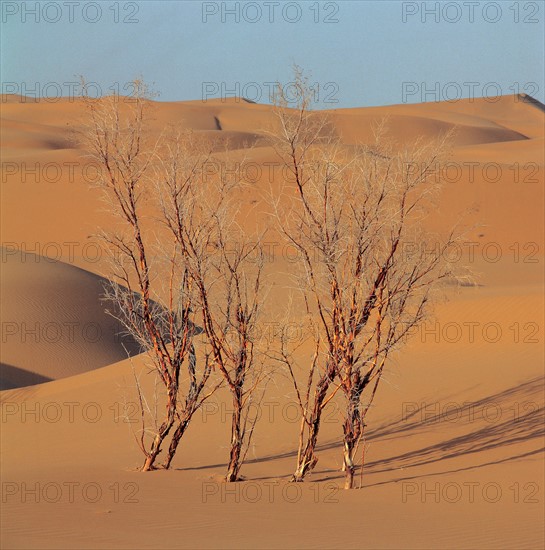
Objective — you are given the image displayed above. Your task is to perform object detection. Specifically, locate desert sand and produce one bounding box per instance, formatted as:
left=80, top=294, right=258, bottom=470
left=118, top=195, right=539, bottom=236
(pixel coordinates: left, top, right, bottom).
left=1, top=93, right=544, bottom=549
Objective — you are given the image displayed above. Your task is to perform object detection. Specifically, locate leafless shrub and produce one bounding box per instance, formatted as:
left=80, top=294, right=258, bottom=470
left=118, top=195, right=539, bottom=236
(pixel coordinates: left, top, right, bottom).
left=81, top=81, right=218, bottom=471
left=81, top=80, right=268, bottom=478
left=156, top=131, right=269, bottom=480
left=268, top=67, right=466, bottom=488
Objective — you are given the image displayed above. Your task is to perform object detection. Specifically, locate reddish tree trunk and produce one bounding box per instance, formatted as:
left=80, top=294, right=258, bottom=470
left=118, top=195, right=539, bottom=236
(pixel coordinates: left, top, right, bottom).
left=225, top=390, right=243, bottom=482
left=141, top=385, right=177, bottom=471
left=162, top=414, right=191, bottom=469
left=342, top=399, right=362, bottom=489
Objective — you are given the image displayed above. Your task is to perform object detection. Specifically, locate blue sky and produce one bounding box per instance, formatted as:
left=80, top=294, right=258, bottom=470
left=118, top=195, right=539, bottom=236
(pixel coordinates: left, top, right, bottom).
left=1, top=0, right=544, bottom=108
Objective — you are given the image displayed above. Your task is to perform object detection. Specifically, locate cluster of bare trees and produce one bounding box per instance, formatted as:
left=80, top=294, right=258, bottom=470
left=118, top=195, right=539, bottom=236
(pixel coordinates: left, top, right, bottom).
left=82, top=70, right=461, bottom=488
left=81, top=80, right=266, bottom=479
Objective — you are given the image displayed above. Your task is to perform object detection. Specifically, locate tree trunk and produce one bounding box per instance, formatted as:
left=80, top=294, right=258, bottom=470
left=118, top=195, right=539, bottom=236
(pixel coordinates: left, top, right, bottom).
left=141, top=385, right=177, bottom=472
left=162, top=414, right=191, bottom=469
left=291, top=369, right=334, bottom=482
left=343, top=440, right=356, bottom=489
left=142, top=453, right=157, bottom=472
left=225, top=390, right=243, bottom=482
left=291, top=419, right=320, bottom=482
left=141, top=423, right=171, bottom=471
left=342, top=398, right=362, bottom=489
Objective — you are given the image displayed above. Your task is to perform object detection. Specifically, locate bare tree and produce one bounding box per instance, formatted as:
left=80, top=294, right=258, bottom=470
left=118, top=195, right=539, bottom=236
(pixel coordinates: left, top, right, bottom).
left=81, top=81, right=218, bottom=471
left=202, top=229, right=267, bottom=482
left=268, top=68, right=463, bottom=487
left=157, top=132, right=268, bottom=480
left=83, top=87, right=269, bottom=479
left=81, top=72, right=460, bottom=487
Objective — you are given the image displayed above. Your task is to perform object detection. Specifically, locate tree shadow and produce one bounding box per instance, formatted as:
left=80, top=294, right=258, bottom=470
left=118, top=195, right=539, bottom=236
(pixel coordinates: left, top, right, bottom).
left=366, top=376, right=544, bottom=445
left=361, top=447, right=544, bottom=488
left=176, top=376, right=545, bottom=481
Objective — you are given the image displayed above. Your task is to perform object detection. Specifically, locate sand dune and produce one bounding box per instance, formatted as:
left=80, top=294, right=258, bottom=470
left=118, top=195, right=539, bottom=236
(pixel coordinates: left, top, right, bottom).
left=0, top=248, right=141, bottom=388
left=1, top=93, right=543, bottom=549
left=1, top=118, right=73, bottom=152
left=334, top=112, right=529, bottom=146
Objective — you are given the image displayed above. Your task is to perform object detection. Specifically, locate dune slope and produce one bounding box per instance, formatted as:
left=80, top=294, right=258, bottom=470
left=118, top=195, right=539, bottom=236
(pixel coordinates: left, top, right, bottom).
left=0, top=248, right=140, bottom=389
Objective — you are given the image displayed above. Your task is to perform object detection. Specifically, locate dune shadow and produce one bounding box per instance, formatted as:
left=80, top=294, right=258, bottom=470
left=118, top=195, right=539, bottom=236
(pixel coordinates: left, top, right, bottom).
left=366, top=376, right=544, bottom=445
left=0, top=363, right=53, bottom=390
left=104, top=288, right=204, bottom=352
left=519, top=93, right=545, bottom=112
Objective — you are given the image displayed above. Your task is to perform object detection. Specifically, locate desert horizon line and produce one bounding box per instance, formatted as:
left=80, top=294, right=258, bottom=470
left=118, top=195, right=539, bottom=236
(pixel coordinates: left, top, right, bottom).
left=2, top=90, right=544, bottom=111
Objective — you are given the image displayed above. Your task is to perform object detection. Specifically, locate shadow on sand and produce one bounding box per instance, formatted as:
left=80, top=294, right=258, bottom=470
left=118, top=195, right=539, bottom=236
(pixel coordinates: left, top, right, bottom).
left=175, top=376, right=544, bottom=484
